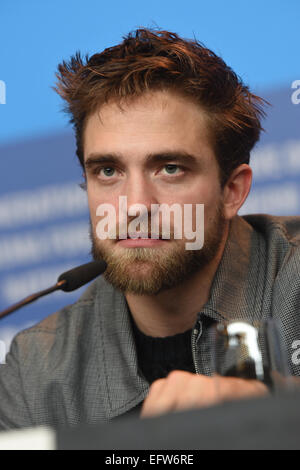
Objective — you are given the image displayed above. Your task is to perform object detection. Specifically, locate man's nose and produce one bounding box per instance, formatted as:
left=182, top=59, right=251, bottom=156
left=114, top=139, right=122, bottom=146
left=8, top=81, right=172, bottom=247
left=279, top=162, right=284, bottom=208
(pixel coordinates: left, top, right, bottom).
left=124, top=173, right=157, bottom=213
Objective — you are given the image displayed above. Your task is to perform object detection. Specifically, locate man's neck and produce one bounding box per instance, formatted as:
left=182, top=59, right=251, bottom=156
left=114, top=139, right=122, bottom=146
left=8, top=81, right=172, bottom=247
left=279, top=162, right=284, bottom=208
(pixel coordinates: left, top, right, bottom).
left=125, top=223, right=230, bottom=337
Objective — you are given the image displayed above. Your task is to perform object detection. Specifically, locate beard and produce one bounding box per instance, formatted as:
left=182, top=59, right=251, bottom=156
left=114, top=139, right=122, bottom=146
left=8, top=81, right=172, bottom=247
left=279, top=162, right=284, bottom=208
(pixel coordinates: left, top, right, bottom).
left=90, top=202, right=226, bottom=295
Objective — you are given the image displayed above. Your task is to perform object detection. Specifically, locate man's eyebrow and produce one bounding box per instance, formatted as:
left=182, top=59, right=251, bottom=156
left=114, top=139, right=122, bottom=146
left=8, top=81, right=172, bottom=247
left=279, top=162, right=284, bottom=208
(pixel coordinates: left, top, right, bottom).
left=84, top=151, right=200, bottom=168
left=145, top=151, right=199, bottom=167
left=84, top=153, right=122, bottom=168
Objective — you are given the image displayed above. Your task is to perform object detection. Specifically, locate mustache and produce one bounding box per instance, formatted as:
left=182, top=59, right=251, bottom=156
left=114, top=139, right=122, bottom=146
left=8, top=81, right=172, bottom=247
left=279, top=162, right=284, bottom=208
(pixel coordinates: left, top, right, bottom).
left=115, top=229, right=174, bottom=240
left=98, top=216, right=175, bottom=240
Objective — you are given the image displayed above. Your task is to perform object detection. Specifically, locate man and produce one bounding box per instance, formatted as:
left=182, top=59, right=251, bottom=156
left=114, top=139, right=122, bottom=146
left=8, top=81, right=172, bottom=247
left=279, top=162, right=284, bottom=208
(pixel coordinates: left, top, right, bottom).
left=0, top=28, right=299, bottom=429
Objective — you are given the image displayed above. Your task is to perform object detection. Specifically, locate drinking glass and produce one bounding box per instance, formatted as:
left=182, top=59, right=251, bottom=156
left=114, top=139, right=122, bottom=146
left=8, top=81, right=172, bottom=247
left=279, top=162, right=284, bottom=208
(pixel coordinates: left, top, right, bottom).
left=209, top=319, right=298, bottom=395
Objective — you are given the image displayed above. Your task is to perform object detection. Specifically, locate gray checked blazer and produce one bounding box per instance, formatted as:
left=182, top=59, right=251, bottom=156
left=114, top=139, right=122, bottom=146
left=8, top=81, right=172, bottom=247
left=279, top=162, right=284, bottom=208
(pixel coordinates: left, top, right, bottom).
left=0, top=213, right=300, bottom=430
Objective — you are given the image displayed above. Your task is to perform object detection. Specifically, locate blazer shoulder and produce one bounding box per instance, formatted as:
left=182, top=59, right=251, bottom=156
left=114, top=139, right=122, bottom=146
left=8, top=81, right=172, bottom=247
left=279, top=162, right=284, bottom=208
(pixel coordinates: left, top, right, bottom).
left=242, top=213, right=300, bottom=246
left=15, top=273, right=107, bottom=337
left=10, top=275, right=106, bottom=367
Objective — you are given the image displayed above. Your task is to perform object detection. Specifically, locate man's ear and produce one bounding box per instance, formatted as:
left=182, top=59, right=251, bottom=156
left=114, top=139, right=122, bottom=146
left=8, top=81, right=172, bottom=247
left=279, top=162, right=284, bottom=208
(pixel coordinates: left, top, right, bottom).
left=79, top=171, right=87, bottom=191
left=222, top=164, right=252, bottom=220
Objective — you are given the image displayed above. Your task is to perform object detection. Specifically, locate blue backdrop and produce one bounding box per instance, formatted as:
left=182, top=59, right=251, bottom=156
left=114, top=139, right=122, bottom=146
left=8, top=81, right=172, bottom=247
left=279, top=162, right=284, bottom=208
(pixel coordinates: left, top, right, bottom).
left=0, top=0, right=299, bottom=360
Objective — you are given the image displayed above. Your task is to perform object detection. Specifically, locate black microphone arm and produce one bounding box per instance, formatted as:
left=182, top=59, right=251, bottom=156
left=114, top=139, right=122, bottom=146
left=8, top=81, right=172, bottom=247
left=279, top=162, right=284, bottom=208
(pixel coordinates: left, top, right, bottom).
left=0, top=260, right=107, bottom=321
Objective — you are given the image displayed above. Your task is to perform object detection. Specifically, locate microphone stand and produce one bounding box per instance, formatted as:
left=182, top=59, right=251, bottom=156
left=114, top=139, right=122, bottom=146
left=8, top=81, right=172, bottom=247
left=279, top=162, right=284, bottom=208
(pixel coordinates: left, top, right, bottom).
left=0, top=260, right=107, bottom=321
left=0, top=280, right=67, bottom=320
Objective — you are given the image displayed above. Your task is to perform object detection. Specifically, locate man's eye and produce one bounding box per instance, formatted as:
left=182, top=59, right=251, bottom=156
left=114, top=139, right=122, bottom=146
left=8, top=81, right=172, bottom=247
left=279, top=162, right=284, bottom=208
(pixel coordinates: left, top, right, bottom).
left=100, top=167, right=115, bottom=177
left=162, top=164, right=181, bottom=175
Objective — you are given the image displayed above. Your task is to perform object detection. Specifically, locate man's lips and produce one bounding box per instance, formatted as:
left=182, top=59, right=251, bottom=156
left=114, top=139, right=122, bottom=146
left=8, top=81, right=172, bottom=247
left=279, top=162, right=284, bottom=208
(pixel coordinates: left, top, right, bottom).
left=116, top=232, right=171, bottom=247
left=117, top=238, right=168, bottom=247
left=116, top=232, right=171, bottom=240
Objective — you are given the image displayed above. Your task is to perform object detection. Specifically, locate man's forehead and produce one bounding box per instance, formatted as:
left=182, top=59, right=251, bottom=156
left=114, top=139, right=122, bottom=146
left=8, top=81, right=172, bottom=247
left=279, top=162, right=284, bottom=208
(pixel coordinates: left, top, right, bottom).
left=93, top=89, right=202, bottom=119
left=83, top=90, right=213, bottom=164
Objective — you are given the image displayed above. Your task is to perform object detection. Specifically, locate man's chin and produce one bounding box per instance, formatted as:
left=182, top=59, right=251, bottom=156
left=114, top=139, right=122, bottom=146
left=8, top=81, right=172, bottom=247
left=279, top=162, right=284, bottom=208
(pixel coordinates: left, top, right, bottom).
left=117, top=259, right=155, bottom=278
left=103, top=264, right=167, bottom=295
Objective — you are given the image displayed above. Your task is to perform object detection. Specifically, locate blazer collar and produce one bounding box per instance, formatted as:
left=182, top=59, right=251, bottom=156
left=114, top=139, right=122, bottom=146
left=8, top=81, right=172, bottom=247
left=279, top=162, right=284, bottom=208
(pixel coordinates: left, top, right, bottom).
left=94, top=278, right=149, bottom=420
left=199, top=215, right=267, bottom=324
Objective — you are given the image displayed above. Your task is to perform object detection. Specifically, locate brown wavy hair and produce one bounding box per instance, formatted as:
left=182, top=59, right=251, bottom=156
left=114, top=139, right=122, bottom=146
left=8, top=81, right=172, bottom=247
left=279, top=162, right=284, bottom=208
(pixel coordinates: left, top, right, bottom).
left=53, top=27, right=267, bottom=187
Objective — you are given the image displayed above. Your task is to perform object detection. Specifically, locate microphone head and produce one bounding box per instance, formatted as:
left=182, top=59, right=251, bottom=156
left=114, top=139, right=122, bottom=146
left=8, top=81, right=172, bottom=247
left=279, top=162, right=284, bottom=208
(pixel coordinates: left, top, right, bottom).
left=57, top=260, right=107, bottom=292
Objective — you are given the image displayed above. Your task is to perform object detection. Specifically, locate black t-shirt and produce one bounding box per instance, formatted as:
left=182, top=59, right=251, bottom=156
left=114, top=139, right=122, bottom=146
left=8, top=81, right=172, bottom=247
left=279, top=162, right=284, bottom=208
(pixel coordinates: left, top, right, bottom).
left=131, top=318, right=195, bottom=384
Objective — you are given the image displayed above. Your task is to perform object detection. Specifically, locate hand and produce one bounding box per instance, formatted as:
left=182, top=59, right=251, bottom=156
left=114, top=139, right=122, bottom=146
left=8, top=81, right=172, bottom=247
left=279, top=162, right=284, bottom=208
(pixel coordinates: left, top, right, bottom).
left=141, top=370, right=269, bottom=418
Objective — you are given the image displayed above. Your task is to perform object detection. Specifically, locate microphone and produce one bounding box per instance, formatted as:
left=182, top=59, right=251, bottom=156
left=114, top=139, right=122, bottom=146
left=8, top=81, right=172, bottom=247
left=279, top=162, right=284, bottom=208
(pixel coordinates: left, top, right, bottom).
left=57, top=260, right=107, bottom=292
left=0, top=260, right=107, bottom=320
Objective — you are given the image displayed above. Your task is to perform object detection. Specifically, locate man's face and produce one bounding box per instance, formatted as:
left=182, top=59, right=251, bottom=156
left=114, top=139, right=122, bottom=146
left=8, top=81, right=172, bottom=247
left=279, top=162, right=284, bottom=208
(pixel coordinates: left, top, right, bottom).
left=83, top=89, right=227, bottom=295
